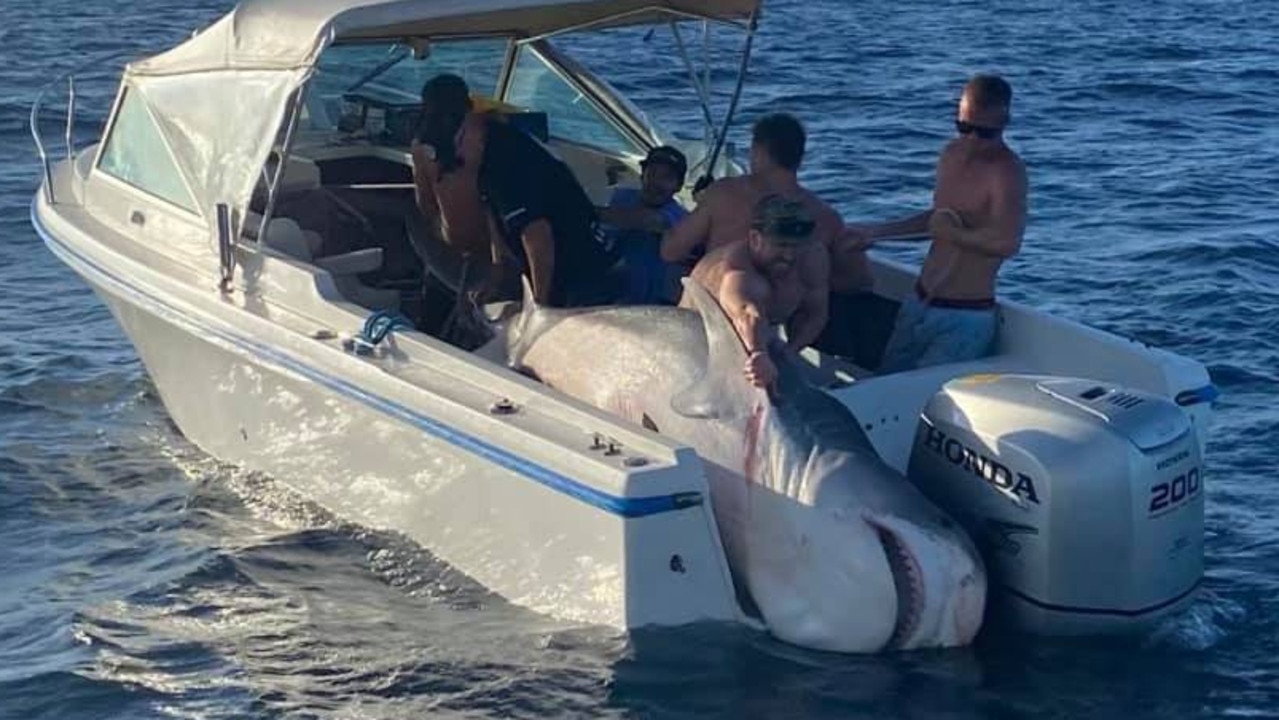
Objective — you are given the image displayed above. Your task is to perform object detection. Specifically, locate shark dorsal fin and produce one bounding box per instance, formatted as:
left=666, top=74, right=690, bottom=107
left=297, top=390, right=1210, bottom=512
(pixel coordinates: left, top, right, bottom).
left=671, top=278, right=759, bottom=419
left=500, top=275, right=539, bottom=369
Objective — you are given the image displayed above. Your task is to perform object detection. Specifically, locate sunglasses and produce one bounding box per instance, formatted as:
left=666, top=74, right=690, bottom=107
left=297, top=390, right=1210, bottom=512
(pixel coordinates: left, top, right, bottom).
left=955, top=119, right=1003, bottom=140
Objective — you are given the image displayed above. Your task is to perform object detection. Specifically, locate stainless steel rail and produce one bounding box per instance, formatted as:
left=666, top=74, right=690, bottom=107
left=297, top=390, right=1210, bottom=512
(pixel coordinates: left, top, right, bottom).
left=30, top=51, right=130, bottom=204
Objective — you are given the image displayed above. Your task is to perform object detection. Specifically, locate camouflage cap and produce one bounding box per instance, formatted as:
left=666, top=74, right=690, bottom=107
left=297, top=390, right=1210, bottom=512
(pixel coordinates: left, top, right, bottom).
left=751, top=194, right=816, bottom=243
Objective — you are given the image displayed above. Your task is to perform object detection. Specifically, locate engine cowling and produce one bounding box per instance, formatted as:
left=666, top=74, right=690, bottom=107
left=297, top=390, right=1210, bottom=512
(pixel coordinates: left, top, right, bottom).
left=905, top=374, right=1204, bottom=636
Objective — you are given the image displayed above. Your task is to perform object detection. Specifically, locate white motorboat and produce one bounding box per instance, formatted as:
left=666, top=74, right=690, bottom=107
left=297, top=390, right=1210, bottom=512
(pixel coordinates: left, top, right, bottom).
left=31, top=0, right=1218, bottom=643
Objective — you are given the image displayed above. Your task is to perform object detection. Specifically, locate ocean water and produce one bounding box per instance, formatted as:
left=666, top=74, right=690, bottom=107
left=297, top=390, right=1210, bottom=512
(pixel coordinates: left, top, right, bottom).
left=3, top=0, right=1277, bottom=717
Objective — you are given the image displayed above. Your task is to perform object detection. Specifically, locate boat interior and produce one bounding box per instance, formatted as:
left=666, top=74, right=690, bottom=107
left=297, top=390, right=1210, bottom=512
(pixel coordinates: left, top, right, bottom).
left=240, top=34, right=909, bottom=386
left=146, top=27, right=1207, bottom=473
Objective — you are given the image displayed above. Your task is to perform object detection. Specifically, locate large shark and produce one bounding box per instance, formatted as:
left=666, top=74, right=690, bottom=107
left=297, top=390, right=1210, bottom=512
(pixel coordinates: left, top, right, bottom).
left=479, top=280, right=987, bottom=653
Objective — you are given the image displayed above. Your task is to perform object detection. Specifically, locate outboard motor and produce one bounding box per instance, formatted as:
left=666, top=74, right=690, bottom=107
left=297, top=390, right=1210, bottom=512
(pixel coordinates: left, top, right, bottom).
left=905, top=374, right=1204, bottom=636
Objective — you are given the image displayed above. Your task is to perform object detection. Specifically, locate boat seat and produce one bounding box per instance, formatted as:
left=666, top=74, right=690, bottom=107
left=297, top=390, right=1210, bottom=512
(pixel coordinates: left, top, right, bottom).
left=250, top=214, right=401, bottom=311
left=254, top=215, right=320, bottom=259
left=272, top=155, right=377, bottom=242
left=272, top=155, right=323, bottom=196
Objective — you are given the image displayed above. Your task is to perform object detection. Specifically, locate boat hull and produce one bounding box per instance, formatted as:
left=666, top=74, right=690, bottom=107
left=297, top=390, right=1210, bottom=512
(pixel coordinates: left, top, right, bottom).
left=35, top=200, right=743, bottom=632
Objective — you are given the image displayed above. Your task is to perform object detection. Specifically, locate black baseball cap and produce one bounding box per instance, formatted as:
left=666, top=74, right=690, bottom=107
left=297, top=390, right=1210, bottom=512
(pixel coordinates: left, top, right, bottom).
left=640, top=145, right=688, bottom=184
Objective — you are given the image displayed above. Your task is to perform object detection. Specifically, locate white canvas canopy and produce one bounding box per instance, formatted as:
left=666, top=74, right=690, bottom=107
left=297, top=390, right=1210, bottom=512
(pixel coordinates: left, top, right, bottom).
left=120, top=0, right=759, bottom=255
left=132, top=0, right=759, bottom=75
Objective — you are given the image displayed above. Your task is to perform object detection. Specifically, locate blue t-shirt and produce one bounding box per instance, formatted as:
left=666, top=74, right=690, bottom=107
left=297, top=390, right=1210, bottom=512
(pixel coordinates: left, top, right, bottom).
left=604, top=187, right=688, bottom=305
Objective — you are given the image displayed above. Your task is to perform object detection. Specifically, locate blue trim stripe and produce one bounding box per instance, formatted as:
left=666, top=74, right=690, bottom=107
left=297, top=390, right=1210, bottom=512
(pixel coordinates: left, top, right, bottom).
left=31, top=204, right=701, bottom=519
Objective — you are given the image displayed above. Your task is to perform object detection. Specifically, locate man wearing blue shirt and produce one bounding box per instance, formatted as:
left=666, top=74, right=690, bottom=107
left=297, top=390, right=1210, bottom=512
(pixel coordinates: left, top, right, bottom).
left=597, top=146, right=690, bottom=305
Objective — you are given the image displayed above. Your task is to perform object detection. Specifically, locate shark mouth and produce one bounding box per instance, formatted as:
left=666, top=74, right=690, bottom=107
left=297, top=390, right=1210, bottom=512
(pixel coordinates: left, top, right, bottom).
left=870, top=519, right=925, bottom=650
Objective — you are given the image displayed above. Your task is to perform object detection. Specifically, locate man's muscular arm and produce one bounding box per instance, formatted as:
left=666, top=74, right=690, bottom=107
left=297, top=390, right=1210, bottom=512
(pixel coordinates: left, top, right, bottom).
left=718, top=269, right=778, bottom=389
left=719, top=269, right=772, bottom=353
left=661, top=185, right=719, bottom=262
left=410, top=141, right=439, bottom=216
left=845, top=148, right=950, bottom=246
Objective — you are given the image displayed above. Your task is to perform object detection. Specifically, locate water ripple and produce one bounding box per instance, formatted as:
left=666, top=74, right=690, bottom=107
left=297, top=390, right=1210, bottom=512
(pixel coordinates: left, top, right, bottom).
left=1, top=0, right=1276, bottom=717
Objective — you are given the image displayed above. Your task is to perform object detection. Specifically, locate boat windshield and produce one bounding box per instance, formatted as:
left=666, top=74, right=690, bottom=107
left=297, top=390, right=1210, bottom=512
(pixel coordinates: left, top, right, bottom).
left=294, top=21, right=752, bottom=181
left=505, top=43, right=644, bottom=156
left=302, top=38, right=511, bottom=130
left=552, top=22, right=754, bottom=177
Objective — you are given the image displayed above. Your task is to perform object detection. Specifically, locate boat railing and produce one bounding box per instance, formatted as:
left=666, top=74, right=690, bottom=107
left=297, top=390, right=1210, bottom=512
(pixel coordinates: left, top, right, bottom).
left=30, top=50, right=131, bottom=205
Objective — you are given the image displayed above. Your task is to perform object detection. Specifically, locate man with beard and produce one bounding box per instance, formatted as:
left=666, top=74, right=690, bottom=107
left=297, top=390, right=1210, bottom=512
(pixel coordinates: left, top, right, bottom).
left=411, top=73, right=621, bottom=308
left=596, top=145, right=690, bottom=304
left=681, top=194, right=828, bottom=391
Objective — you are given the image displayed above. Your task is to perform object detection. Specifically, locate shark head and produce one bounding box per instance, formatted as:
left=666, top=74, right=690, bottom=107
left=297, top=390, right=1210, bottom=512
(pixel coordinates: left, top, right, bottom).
left=675, top=279, right=987, bottom=652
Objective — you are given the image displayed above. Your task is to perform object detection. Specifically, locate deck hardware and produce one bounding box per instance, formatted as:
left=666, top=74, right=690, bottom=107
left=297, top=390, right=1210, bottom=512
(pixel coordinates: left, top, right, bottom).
left=490, top=398, right=518, bottom=415
left=31, top=49, right=130, bottom=205
left=669, top=555, right=686, bottom=574
left=312, top=329, right=336, bottom=340
left=358, top=310, right=414, bottom=347
left=623, top=456, right=648, bottom=468
left=64, top=75, right=75, bottom=160
left=589, top=433, right=605, bottom=451
left=216, top=203, right=235, bottom=294
left=605, top=438, right=622, bottom=456
left=671, top=492, right=704, bottom=509
left=342, top=336, right=376, bottom=356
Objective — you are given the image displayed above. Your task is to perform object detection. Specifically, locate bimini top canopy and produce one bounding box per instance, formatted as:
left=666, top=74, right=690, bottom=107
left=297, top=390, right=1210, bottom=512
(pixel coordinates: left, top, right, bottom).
left=114, top=0, right=759, bottom=261
left=131, top=0, right=760, bottom=76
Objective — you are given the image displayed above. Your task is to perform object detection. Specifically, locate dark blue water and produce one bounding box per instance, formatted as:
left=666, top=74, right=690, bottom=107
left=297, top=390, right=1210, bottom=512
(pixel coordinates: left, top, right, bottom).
left=3, top=0, right=1277, bottom=717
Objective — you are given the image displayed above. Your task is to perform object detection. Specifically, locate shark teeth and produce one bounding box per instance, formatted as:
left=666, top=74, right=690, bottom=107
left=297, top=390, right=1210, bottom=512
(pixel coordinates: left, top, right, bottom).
left=871, top=519, right=926, bottom=650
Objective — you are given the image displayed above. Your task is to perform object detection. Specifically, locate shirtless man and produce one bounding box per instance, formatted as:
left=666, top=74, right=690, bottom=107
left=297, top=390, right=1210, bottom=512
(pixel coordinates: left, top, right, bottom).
left=847, top=74, right=1028, bottom=372
left=410, top=93, right=492, bottom=257
left=410, top=77, right=508, bottom=301
left=683, top=194, right=826, bottom=390
left=662, top=112, right=872, bottom=299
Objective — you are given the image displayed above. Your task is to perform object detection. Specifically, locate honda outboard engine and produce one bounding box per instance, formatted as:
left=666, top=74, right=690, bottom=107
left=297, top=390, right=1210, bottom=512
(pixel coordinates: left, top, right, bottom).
left=905, top=374, right=1204, bottom=636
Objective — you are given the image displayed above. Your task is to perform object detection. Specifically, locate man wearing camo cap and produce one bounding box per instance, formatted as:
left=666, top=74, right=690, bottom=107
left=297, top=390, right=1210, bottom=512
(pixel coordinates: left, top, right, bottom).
left=681, top=193, right=830, bottom=391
